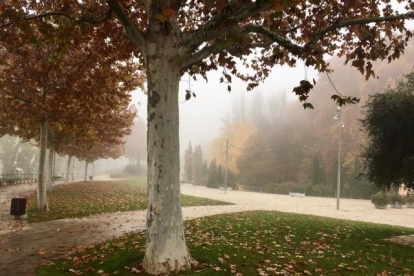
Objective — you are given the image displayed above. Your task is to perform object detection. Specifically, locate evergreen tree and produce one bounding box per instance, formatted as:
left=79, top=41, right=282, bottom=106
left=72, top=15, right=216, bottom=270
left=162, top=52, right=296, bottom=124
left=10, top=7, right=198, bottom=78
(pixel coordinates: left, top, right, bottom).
left=319, top=162, right=327, bottom=185
left=184, top=142, right=194, bottom=183
left=312, top=156, right=321, bottom=185
left=207, top=159, right=218, bottom=188
left=217, top=164, right=224, bottom=186
left=201, top=160, right=208, bottom=178
left=193, top=145, right=203, bottom=185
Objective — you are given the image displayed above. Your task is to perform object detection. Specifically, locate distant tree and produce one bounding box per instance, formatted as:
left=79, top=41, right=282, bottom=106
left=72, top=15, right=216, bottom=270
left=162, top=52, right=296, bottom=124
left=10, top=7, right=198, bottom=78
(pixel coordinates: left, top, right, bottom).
left=0, top=135, right=19, bottom=174
left=207, top=159, right=218, bottom=188
left=312, top=156, right=327, bottom=186
left=361, top=73, right=414, bottom=190
left=193, top=145, right=203, bottom=185
left=312, top=156, right=321, bottom=185
left=184, top=142, right=194, bottom=183
left=125, top=119, right=147, bottom=169
left=15, top=141, right=38, bottom=174
left=350, top=158, right=374, bottom=199
left=331, top=159, right=344, bottom=188
left=201, top=160, right=208, bottom=178
left=217, top=164, right=224, bottom=187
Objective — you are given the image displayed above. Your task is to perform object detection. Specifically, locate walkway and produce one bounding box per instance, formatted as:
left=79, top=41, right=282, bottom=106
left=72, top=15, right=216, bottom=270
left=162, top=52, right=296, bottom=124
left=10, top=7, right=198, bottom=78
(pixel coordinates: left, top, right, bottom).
left=0, top=184, right=413, bottom=276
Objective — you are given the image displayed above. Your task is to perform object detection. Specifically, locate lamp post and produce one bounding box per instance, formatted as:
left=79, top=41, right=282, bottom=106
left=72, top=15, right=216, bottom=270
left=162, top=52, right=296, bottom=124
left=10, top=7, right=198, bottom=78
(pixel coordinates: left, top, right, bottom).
left=333, top=106, right=344, bottom=210
left=223, top=139, right=235, bottom=194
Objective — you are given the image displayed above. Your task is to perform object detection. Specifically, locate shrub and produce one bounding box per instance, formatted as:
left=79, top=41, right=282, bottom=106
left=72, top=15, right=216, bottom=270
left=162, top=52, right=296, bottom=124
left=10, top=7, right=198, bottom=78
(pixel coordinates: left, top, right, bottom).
left=406, top=195, right=414, bottom=204
left=390, top=194, right=406, bottom=205
left=124, top=164, right=143, bottom=175
left=371, top=192, right=390, bottom=206
left=305, top=185, right=335, bottom=197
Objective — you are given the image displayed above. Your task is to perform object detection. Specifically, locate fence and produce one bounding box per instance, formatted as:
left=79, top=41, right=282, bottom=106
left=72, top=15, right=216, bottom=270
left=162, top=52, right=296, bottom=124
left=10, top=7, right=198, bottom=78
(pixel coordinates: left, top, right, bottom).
left=0, top=173, right=86, bottom=187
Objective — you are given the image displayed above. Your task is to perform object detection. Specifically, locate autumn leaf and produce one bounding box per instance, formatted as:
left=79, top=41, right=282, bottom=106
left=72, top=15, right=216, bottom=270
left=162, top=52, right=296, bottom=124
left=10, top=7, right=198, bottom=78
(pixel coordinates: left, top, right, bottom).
left=162, top=8, right=177, bottom=18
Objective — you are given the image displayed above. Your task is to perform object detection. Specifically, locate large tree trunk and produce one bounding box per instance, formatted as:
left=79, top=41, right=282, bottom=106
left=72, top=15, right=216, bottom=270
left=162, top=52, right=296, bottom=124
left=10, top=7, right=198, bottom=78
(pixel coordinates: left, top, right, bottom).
left=84, top=162, right=88, bottom=181
left=37, top=119, right=48, bottom=211
left=142, top=40, right=192, bottom=274
left=46, top=143, right=54, bottom=190
left=65, top=155, right=72, bottom=184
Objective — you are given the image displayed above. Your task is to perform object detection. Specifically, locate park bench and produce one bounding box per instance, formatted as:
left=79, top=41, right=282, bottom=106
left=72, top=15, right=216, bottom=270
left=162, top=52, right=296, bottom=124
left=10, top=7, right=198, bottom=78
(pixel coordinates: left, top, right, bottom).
left=289, top=192, right=305, bottom=198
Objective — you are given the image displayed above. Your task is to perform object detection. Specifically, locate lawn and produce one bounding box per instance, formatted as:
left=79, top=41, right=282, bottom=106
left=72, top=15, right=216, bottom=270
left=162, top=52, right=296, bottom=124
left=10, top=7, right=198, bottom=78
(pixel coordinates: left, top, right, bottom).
left=36, top=211, right=414, bottom=276
left=27, top=179, right=232, bottom=223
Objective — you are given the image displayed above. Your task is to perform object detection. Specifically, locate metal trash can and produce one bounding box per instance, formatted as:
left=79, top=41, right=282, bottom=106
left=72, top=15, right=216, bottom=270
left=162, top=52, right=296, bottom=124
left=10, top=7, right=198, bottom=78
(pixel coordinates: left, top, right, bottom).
left=10, top=198, right=27, bottom=220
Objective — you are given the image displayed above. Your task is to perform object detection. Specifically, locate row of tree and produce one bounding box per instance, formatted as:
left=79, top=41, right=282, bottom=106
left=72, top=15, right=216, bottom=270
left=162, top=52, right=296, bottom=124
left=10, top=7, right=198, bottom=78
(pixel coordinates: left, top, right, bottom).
left=183, top=142, right=206, bottom=185
left=183, top=142, right=233, bottom=188
left=0, top=4, right=141, bottom=210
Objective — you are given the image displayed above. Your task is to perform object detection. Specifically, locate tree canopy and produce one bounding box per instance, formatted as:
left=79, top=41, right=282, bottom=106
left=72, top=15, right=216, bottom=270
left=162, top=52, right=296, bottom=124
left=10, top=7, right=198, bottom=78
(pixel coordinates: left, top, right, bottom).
left=361, top=72, right=414, bottom=190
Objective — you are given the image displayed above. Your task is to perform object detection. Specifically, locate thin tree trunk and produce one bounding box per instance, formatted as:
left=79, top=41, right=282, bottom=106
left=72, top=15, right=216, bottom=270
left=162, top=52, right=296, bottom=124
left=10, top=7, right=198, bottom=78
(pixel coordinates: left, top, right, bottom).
left=72, top=158, right=75, bottom=181
left=142, top=47, right=192, bottom=274
left=65, top=155, right=72, bottom=184
left=84, top=162, right=88, bottom=181
left=46, top=143, right=54, bottom=190
left=37, top=119, right=48, bottom=211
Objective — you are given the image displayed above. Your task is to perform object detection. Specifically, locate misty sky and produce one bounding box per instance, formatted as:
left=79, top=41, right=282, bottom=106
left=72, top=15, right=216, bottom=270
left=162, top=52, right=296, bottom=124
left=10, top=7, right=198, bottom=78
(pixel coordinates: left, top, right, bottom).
left=132, top=61, right=317, bottom=155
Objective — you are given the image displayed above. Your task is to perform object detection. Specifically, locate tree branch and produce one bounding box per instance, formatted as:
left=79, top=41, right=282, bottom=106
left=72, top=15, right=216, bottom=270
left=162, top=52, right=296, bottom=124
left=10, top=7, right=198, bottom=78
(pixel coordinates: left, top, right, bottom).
left=182, top=41, right=225, bottom=69
left=181, top=8, right=414, bottom=70
left=302, top=11, right=414, bottom=52
left=1, top=8, right=113, bottom=28
left=180, top=0, right=274, bottom=54
left=0, top=87, right=45, bottom=110
left=243, top=11, right=414, bottom=55
left=108, top=0, right=147, bottom=54
left=243, top=25, right=302, bottom=55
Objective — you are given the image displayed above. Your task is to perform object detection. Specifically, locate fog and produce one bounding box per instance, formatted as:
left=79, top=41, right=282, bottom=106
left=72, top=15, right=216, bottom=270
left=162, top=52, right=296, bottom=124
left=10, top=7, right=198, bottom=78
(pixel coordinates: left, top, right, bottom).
left=132, top=61, right=318, bottom=158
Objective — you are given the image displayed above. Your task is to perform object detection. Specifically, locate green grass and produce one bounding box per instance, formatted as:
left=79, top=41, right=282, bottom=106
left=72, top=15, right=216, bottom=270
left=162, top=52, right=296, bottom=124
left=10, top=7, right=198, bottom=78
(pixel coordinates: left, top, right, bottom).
left=36, top=211, right=414, bottom=276
left=27, top=180, right=231, bottom=223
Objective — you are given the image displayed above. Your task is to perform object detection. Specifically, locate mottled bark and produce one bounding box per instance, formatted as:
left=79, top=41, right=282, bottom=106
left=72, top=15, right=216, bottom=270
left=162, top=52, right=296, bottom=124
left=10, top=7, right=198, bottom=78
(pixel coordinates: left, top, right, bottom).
left=37, top=119, right=48, bottom=211
left=142, top=37, right=192, bottom=274
left=65, top=155, right=72, bottom=184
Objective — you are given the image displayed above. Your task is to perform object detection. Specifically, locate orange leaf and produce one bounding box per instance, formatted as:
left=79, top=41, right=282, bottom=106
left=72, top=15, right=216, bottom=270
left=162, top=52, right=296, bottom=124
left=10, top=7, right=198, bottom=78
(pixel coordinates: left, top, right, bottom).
left=162, top=8, right=177, bottom=18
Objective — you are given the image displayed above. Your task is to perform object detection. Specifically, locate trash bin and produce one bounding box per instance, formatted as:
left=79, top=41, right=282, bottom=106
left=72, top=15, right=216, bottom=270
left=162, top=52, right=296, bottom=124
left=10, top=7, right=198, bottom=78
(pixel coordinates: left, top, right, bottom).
left=89, top=176, right=93, bottom=181
left=10, top=198, right=27, bottom=220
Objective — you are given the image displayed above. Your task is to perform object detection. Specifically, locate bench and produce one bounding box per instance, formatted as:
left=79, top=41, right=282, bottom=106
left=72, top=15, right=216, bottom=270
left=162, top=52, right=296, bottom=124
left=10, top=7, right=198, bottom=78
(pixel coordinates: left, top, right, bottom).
left=289, top=192, right=305, bottom=198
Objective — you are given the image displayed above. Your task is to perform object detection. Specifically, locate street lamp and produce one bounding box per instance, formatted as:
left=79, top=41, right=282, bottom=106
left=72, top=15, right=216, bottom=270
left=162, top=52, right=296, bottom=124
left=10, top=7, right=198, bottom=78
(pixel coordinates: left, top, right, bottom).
left=222, top=139, right=235, bottom=194
left=333, top=106, right=344, bottom=210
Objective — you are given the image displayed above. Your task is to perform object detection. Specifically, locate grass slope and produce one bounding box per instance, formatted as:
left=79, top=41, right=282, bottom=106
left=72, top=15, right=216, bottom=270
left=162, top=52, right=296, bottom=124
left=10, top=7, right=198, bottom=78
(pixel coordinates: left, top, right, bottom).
left=27, top=179, right=232, bottom=223
left=36, top=211, right=414, bottom=276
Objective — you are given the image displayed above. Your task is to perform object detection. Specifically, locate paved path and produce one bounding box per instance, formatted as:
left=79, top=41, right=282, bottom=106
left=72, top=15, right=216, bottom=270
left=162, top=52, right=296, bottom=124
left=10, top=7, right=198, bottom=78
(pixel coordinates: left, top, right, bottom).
left=181, top=185, right=414, bottom=228
left=1, top=183, right=413, bottom=276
